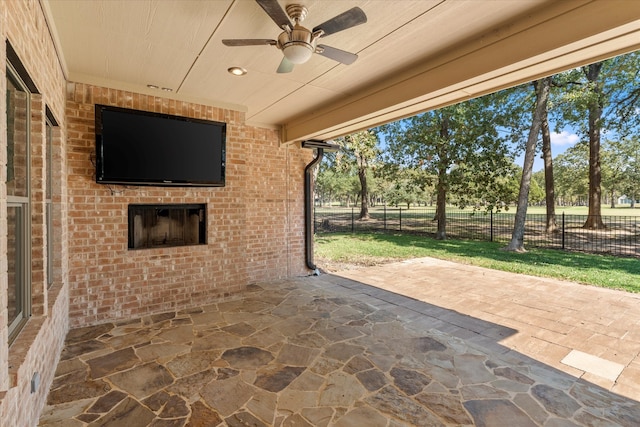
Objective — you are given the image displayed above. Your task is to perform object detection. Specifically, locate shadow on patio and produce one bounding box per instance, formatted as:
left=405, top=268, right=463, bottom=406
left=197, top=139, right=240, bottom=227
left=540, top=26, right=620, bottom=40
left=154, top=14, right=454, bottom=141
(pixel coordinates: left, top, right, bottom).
left=38, top=262, right=640, bottom=426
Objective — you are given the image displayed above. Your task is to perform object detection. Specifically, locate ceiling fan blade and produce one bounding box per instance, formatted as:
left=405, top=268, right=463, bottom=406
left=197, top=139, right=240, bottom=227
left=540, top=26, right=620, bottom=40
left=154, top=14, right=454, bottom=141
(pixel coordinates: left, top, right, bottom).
left=256, top=0, right=292, bottom=30
left=277, top=57, right=295, bottom=74
left=222, top=39, right=277, bottom=46
left=316, top=45, right=358, bottom=65
left=313, top=7, right=367, bottom=37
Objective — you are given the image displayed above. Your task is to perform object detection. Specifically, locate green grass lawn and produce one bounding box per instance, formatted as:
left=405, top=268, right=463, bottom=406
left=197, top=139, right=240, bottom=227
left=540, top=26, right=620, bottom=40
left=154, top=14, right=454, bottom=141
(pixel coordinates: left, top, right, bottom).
left=315, top=232, right=640, bottom=293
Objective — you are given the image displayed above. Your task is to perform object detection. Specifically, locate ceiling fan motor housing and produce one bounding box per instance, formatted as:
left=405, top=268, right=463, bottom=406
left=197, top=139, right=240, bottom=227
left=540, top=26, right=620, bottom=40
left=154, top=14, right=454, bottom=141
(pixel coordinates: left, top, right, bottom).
left=278, top=25, right=316, bottom=63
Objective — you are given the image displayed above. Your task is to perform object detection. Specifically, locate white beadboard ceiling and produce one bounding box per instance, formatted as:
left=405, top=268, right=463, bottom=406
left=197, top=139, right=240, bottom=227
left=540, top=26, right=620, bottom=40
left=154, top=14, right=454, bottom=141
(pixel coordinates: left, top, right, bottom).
left=43, top=0, right=640, bottom=143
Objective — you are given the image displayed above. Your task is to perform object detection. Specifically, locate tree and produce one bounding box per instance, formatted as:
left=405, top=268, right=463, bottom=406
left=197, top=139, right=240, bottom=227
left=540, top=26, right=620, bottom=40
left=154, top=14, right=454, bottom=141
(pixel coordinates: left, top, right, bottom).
left=366, top=171, right=385, bottom=207
left=540, top=111, right=558, bottom=231
left=554, top=144, right=589, bottom=206
left=380, top=167, right=430, bottom=209
left=506, top=77, right=552, bottom=251
left=583, top=62, right=606, bottom=227
left=334, top=130, right=381, bottom=219
left=555, top=52, right=640, bottom=228
left=601, top=140, right=628, bottom=208
left=315, top=167, right=348, bottom=206
left=379, top=91, right=521, bottom=240
left=528, top=175, right=546, bottom=204
left=605, top=137, right=640, bottom=208
left=316, top=152, right=349, bottom=206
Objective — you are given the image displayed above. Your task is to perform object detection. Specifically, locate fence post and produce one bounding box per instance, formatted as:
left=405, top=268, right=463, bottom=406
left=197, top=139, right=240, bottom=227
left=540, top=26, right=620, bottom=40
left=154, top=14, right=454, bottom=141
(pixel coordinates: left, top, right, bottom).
left=399, top=208, right=402, bottom=231
left=562, top=212, right=565, bottom=249
left=351, top=208, right=355, bottom=233
left=490, top=210, right=494, bottom=242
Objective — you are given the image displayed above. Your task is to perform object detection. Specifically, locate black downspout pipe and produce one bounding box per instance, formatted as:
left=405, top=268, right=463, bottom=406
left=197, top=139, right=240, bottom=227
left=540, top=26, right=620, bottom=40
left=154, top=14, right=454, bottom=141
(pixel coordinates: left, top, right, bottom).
left=305, top=148, right=324, bottom=274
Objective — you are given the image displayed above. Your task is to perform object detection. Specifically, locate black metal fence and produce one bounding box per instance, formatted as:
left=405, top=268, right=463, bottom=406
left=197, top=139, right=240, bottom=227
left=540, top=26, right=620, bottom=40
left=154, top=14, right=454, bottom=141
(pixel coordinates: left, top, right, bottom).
left=314, top=207, right=640, bottom=258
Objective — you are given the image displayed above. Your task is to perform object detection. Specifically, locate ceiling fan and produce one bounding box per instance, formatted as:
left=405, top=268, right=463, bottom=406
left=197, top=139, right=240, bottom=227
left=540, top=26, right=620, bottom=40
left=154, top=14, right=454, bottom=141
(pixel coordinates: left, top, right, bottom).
left=222, top=0, right=367, bottom=73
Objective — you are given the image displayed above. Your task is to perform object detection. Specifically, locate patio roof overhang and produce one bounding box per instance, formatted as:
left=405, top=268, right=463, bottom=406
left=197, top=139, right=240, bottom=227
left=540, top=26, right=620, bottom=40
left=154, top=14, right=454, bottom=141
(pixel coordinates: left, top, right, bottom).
left=43, top=0, right=640, bottom=143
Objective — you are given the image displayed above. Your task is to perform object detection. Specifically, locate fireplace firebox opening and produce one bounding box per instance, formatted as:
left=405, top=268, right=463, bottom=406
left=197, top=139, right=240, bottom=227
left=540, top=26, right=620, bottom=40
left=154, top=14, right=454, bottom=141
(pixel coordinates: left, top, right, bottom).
left=128, top=203, right=206, bottom=249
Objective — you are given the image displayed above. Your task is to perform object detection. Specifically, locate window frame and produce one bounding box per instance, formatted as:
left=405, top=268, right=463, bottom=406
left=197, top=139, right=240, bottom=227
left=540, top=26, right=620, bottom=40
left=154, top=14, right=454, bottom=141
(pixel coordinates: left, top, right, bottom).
left=45, top=117, right=53, bottom=288
left=6, top=61, right=32, bottom=344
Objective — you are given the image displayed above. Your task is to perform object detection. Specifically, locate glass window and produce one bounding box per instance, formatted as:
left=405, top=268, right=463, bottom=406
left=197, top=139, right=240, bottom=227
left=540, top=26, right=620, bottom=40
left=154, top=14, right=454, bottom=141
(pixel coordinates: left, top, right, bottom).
left=6, top=73, right=29, bottom=198
left=6, top=64, right=31, bottom=343
left=7, top=205, right=24, bottom=332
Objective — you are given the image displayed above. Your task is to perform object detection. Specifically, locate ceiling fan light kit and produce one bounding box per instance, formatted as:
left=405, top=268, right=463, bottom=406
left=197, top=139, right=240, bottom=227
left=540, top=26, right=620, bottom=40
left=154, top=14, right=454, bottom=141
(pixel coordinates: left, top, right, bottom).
left=282, top=42, right=314, bottom=64
left=222, top=0, right=366, bottom=73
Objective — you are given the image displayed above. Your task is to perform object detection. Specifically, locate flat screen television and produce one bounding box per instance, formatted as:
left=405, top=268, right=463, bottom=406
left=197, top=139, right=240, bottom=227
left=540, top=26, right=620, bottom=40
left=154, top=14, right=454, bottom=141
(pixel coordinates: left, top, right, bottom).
left=95, top=104, right=226, bottom=187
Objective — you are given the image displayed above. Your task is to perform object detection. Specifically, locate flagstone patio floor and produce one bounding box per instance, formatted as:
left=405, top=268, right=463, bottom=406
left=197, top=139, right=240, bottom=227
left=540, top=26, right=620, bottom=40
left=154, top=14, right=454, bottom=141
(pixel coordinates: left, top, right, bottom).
left=38, top=257, right=640, bottom=426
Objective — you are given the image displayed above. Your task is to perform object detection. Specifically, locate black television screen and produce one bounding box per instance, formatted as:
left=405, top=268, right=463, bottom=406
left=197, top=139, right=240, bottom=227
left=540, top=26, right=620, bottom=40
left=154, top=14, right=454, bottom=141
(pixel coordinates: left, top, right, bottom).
left=95, top=104, right=225, bottom=187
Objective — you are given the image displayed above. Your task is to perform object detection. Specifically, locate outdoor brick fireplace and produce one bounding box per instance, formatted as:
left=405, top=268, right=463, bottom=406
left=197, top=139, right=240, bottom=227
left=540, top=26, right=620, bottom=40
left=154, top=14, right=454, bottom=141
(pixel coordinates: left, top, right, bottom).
left=128, top=203, right=206, bottom=249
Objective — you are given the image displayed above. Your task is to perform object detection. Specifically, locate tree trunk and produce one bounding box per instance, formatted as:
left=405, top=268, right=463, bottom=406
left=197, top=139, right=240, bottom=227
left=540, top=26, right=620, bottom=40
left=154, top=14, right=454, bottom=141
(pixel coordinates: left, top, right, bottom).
left=583, top=63, right=606, bottom=229
left=505, top=78, right=551, bottom=251
left=435, top=116, right=450, bottom=240
left=610, top=189, right=615, bottom=208
left=358, top=167, right=370, bottom=219
left=435, top=176, right=447, bottom=240
left=541, top=114, right=557, bottom=232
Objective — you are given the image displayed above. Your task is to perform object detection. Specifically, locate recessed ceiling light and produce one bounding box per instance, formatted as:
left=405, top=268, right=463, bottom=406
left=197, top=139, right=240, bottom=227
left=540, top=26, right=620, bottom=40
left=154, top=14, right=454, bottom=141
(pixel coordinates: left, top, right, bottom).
left=161, top=87, right=173, bottom=92
left=228, top=67, right=247, bottom=76
left=147, top=84, right=159, bottom=89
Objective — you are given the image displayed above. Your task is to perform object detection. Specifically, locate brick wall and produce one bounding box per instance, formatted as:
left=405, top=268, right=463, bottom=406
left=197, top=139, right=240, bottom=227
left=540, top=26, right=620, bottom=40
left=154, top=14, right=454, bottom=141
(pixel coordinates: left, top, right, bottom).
left=66, top=83, right=310, bottom=328
left=1, top=0, right=69, bottom=426
left=244, top=126, right=309, bottom=284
